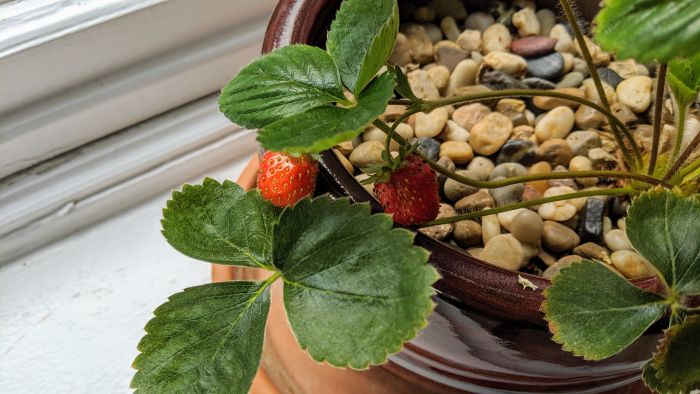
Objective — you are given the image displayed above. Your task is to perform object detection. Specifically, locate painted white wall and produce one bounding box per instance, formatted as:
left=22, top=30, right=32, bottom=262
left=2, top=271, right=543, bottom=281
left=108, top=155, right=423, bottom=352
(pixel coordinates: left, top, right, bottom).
left=0, top=157, right=252, bottom=393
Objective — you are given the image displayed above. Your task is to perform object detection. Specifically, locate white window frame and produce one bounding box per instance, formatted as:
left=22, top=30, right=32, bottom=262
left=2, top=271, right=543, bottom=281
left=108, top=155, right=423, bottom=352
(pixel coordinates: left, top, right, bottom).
left=0, top=0, right=276, bottom=263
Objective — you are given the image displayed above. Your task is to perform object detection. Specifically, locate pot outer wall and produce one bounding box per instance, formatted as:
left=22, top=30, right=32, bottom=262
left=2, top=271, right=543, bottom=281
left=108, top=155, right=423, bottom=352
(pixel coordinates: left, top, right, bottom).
left=262, top=1, right=659, bottom=393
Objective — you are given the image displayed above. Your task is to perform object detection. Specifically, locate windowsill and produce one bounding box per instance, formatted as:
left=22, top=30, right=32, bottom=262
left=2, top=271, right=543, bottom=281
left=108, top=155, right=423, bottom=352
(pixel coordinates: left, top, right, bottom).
left=0, top=155, right=254, bottom=393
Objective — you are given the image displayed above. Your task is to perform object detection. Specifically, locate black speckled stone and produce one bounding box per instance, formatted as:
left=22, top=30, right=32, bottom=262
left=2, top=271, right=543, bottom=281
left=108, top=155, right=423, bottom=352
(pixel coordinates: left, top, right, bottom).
left=480, top=70, right=528, bottom=90
left=578, top=198, right=606, bottom=243
left=527, top=52, right=564, bottom=80
left=414, top=137, right=441, bottom=161
left=611, top=196, right=630, bottom=218
left=596, top=67, right=624, bottom=89
left=522, top=77, right=556, bottom=90
left=496, top=139, right=537, bottom=165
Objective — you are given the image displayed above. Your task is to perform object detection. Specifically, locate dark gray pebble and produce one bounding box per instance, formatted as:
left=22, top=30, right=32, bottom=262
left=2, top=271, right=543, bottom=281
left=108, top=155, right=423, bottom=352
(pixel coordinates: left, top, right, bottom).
left=527, top=52, right=564, bottom=80
left=578, top=198, right=606, bottom=243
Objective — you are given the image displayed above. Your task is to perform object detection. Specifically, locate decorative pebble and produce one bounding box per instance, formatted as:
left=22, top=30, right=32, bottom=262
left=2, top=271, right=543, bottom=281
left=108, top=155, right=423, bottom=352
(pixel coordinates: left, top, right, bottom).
left=574, top=36, right=610, bottom=65
left=333, top=149, right=354, bottom=174
left=577, top=197, right=605, bottom=243
left=465, top=11, right=495, bottom=32
left=537, top=138, right=574, bottom=167
left=527, top=161, right=552, bottom=194
left=440, top=120, right=469, bottom=142
left=427, top=65, right=451, bottom=91
left=533, top=88, right=586, bottom=110
left=566, top=131, right=602, bottom=157
left=447, top=59, right=479, bottom=95
left=482, top=23, right=512, bottom=53
left=512, top=7, right=540, bottom=37
left=610, top=251, right=656, bottom=279
left=455, top=189, right=495, bottom=213
left=389, top=33, right=413, bottom=66
left=469, top=112, right=514, bottom=155
left=527, top=52, right=565, bottom=80
left=444, top=170, right=479, bottom=201
left=582, top=78, right=616, bottom=103
left=596, top=67, right=624, bottom=89
left=496, top=139, right=537, bottom=165
left=404, top=25, right=434, bottom=64
left=436, top=45, right=469, bottom=72
left=480, top=70, right=529, bottom=90
left=480, top=234, right=525, bottom=271
left=573, top=242, right=611, bottom=262
left=535, top=106, right=575, bottom=141
left=542, top=220, right=581, bottom=253
left=561, top=52, right=575, bottom=74
left=489, top=178, right=525, bottom=207
left=454, top=220, right=483, bottom=247
left=610, top=102, right=638, bottom=125
left=536, top=9, right=556, bottom=36
left=483, top=52, right=528, bottom=76
left=616, top=76, right=653, bottom=113
left=549, top=24, right=573, bottom=53
left=440, top=16, right=461, bottom=41
left=363, top=123, right=414, bottom=151
left=569, top=156, right=597, bottom=186
left=419, top=204, right=456, bottom=240
left=467, top=156, right=495, bottom=180
left=574, top=106, right=605, bottom=130
left=457, top=30, right=482, bottom=52
left=415, top=107, right=449, bottom=138
left=429, top=0, right=467, bottom=20
left=549, top=165, right=578, bottom=189
left=604, top=229, right=633, bottom=251
left=510, top=209, right=544, bottom=244
left=608, top=59, right=642, bottom=79
left=423, top=23, right=444, bottom=43
left=439, top=140, right=474, bottom=164
left=415, top=137, right=442, bottom=161
left=539, top=201, right=577, bottom=222
left=490, top=162, right=528, bottom=180
left=451, top=103, right=490, bottom=130
left=542, top=256, right=583, bottom=279
left=408, top=70, right=440, bottom=100
left=521, top=77, right=556, bottom=90
left=415, top=6, right=437, bottom=22
left=349, top=141, right=385, bottom=168
left=481, top=214, right=501, bottom=244
left=497, top=208, right=529, bottom=232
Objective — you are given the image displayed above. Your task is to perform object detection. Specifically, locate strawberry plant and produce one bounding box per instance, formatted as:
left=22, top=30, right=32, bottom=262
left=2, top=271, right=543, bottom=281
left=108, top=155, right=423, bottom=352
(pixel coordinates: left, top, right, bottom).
left=132, top=0, right=700, bottom=392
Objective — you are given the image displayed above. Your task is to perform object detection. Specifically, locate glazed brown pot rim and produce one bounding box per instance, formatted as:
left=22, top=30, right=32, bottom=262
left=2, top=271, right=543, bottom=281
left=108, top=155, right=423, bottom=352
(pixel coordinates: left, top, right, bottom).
left=261, top=0, right=662, bottom=325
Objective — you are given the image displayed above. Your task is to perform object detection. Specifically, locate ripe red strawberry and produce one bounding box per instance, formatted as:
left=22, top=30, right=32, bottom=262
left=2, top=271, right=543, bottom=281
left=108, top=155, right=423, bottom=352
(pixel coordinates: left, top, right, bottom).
left=374, top=155, right=440, bottom=226
left=258, top=151, right=318, bottom=207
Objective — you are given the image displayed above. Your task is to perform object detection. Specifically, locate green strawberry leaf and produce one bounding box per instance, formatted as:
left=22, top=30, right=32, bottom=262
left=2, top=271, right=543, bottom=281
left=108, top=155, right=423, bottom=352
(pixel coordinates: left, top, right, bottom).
left=595, top=0, right=700, bottom=63
left=627, top=190, right=700, bottom=295
left=131, top=281, right=271, bottom=393
left=273, top=196, right=439, bottom=368
left=389, top=64, right=419, bottom=101
left=642, top=361, right=667, bottom=394
left=542, top=260, right=667, bottom=360
left=257, top=72, right=394, bottom=154
left=162, top=178, right=281, bottom=270
left=327, top=0, right=399, bottom=95
left=667, top=54, right=700, bottom=108
left=650, top=315, right=700, bottom=393
left=219, top=45, right=349, bottom=130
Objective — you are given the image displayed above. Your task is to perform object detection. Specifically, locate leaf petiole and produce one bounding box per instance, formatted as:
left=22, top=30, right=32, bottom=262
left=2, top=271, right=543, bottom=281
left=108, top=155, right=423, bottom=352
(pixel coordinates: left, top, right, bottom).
left=648, top=63, right=668, bottom=176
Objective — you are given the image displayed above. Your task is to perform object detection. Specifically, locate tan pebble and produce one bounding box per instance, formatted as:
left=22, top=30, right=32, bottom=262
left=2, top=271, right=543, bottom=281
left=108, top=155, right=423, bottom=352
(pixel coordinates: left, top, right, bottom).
left=427, top=65, right=451, bottom=91
left=542, top=255, right=583, bottom=279
left=538, top=249, right=557, bottom=267
left=415, top=6, right=437, bottom=22
left=573, top=242, right=611, bottom=262
left=363, top=123, right=413, bottom=150
left=447, top=59, right=479, bottom=96
left=522, top=184, right=544, bottom=203
left=497, top=208, right=529, bottom=232
left=483, top=51, right=528, bottom=76
left=616, top=76, right=652, bottom=113
left=408, top=69, right=440, bottom=100
left=456, top=29, right=482, bottom=52
left=496, top=99, right=526, bottom=116
left=617, top=218, right=626, bottom=231
left=481, top=214, right=501, bottom=244
left=355, top=174, right=375, bottom=196
left=604, top=216, right=613, bottom=235
left=440, top=120, right=470, bottom=142
left=480, top=234, right=525, bottom=271
left=467, top=157, right=495, bottom=180
left=608, top=59, right=641, bottom=79
left=404, top=25, right=434, bottom=64
left=527, top=161, right=552, bottom=194
left=443, top=170, right=479, bottom=201
left=605, top=229, right=633, bottom=251
left=549, top=24, right=573, bottom=53
left=544, top=186, right=587, bottom=211
left=333, top=149, right=354, bottom=174
left=583, top=78, right=616, bottom=104
left=510, top=209, right=544, bottom=244
left=538, top=201, right=577, bottom=221
left=455, top=189, right=495, bottom=213
left=440, top=16, right=461, bottom=41
left=536, top=9, right=556, bottom=35
left=574, top=105, right=605, bottom=129
left=451, top=103, right=491, bottom=130
left=419, top=204, right=456, bottom=240
left=415, top=107, right=449, bottom=138
left=349, top=141, right=385, bottom=168
left=537, top=138, right=574, bottom=167
left=569, top=156, right=597, bottom=186
left=335, top=140, right=354, bottom=155
left=512, top=7, right=540, bottom=37
left=561, top=52, right=575, bottom=74
left=574, top=36, right=610, bottom=65
left=535, top=106, right=575, bottom=142
left=467, top=247, right=484, bottom=258
left=611, top=251, right=656, bottom=279
left=482, top=23, right=512, bottom=53
left=454, top=220, right=483, bottom=247
left=440, top=141, right=474, bottom=164
left=513, top=125, right=535, bottom=140
left=384, top=105, right=408, bottom=122
left=469, top=113, right=514, bottom=155
left=389, top=33, right=413, bottom=66
left=533, top=88, right=586, bottom=111
left=542, top=220, right=581, bottom=253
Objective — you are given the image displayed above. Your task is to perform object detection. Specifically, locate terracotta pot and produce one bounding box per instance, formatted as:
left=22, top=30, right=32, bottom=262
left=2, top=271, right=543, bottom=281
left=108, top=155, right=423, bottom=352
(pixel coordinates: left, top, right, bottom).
left=219, top=1, right=664, bottom=392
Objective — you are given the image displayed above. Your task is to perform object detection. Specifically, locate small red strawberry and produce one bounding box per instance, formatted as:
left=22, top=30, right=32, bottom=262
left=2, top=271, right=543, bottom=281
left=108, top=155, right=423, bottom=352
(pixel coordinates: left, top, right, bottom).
left=374, top=155, right=440, bottom=226
left=258, top=151, right=319, bottom=207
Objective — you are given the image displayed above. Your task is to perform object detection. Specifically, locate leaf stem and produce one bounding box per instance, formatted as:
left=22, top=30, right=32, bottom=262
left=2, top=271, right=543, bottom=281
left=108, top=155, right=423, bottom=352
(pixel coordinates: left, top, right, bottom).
left=371, top=120, right=670, bottom=189
left=415, top=188, right=634, bottom=228
left=384, top=109, right=417, bottom=166
left=670, top=102, right=688, bottom=165
left=663, top=130, right=700, bottom=182
left=557, top=0, right=641, bottom=170
left=648, top=63, right=668, bottom=175
left=679, top=157, right=700, bottom=180
left=419, top=89, right=642, bottom=169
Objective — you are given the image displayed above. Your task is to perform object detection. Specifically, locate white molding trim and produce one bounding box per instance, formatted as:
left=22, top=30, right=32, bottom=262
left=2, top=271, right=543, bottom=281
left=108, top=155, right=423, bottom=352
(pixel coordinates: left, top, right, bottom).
left=0, top=0, right=276, bottom=178
left=0, top=94, right=257, bottom=264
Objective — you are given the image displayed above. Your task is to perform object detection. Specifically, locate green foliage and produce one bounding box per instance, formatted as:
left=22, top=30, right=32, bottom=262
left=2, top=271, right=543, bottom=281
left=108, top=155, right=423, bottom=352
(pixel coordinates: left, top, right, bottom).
left=135, top=182, right=437, bottom=392
left=649, top=315, right=700, bottom=393
left=219, top=45, right=348, bottom=130
left=389, top=64, right=419, bottom=101
left=131, top=281, right=271, bottom=393
left=627, top=190, right=700, bottom=295
left=595, top=0, right=700, bottom=63
left=543, top=190, right=700, bottom=392
left=257, top=72, right=394, bottom=154
left=667, top=55, right=700, bottom=108
left=542, top=260, right=666, bottom=360
left=275, top=197, right=437, bottom=368
left=161, top=178, right=281, bottom=269
left=327, top=0, right=399, bottom=96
